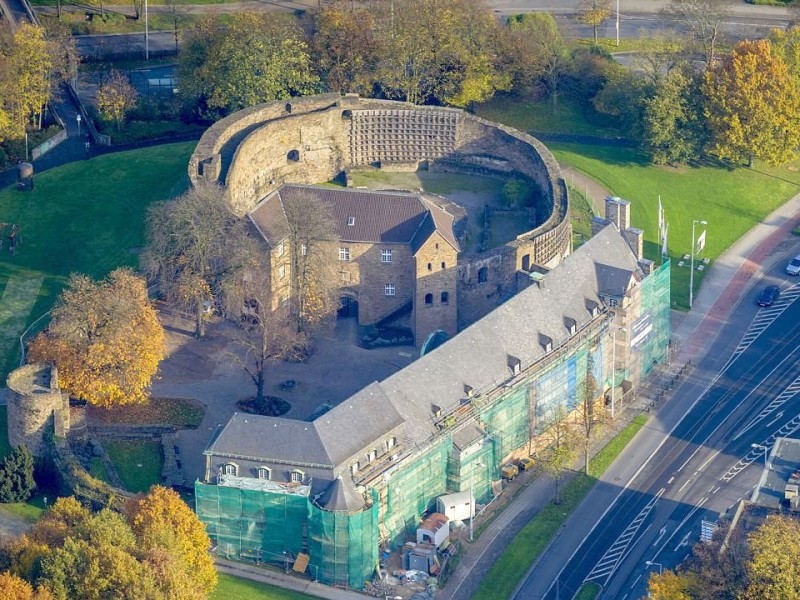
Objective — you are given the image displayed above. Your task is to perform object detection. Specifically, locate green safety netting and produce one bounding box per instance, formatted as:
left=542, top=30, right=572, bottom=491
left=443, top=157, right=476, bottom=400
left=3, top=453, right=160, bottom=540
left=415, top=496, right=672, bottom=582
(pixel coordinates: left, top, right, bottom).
left=446, top=439, right=497, bottom=503
left=307, top=491, right=379, bottom=589
left=638, top=260, right=671, bottom=378
left=479, top=384, right=530, bottom=458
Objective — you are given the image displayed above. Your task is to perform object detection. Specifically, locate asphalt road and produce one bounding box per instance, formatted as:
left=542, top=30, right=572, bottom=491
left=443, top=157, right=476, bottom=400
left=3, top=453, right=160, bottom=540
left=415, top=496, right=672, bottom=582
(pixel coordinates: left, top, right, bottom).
left=515, top=259, right=800, bottom=600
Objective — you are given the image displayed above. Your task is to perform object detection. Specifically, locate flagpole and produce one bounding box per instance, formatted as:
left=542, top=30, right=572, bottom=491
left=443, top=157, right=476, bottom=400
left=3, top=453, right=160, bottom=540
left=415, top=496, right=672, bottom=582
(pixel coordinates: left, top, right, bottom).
left=690, top=219, right=707, bottom=309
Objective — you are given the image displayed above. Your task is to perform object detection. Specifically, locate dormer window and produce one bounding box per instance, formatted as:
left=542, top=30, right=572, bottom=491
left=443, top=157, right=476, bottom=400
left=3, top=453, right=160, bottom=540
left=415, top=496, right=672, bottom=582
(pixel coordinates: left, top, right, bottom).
left=368, top=449, right=377, bottom=462
left=351, top=462, right=359, bottom=475
left=290, top=470, right=304, bottom=483
left=277, top=242, right=284, bottom=256
left=540, top=335, right=553, bottom=353
left=257, top=467, right=271, bottom=480
left=387, top=436, right=396, bottom=449
left=508, top=355, right=521, bottom=375
left=223, top=463, right=237, bottom=476
left=565, top=317, right=577, bottom=335
left=347, top=216, right=355, bottom=226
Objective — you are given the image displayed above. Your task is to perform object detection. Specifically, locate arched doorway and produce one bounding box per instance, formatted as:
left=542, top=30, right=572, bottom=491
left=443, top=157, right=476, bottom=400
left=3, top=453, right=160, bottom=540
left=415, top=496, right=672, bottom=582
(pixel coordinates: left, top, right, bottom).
left=337, top=294, right=359, bottom=319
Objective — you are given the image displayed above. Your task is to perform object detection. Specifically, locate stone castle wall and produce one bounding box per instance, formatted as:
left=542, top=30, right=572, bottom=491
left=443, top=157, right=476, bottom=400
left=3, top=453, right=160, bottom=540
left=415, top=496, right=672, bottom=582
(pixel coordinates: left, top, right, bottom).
left=7, top=364, right=68, bottom=456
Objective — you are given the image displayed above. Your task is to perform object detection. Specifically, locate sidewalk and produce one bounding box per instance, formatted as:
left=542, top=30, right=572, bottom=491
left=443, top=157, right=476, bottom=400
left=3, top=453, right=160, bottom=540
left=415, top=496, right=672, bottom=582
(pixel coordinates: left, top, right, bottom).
left=439, top=191, right=800, bottom=600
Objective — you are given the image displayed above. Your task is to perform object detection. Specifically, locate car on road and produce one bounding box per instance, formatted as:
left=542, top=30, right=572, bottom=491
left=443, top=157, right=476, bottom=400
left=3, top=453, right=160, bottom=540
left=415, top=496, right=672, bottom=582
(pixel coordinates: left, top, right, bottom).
left=757, top=285, right=781, bottom=307
left=517, top=456, right=536, bottom=471
left=786, top=254, right=800, bottom=275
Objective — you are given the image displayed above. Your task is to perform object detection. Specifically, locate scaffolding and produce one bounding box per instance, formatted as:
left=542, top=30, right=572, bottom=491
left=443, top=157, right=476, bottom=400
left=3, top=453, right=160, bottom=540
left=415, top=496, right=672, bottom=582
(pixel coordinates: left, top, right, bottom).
left=446, top=439, right=497, bottom=503
left=307, top=491, right=379, bottom=589
left=637, top=260, right=671, bottom=378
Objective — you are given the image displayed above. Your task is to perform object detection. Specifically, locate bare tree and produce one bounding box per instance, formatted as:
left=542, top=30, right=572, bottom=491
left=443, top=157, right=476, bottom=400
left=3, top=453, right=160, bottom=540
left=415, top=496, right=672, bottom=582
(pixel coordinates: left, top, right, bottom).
left=164, top=0, right=187, bottom=54
left=281, top=190, right=340, bottom=334
left=663, top=0, right=730, bottom=66
left=143, top=182, right=259, bottom=338
left=575, top=371, right=607, bottom=475
left=538, top=400, right=579, bottom=504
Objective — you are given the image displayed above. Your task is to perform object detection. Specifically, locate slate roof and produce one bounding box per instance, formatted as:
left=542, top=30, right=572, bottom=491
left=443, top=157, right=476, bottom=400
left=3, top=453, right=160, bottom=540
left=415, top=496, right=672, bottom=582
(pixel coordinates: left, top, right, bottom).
left=316, top=475, right=366, bottom=512
left=248, top=184, right=458, bottom=253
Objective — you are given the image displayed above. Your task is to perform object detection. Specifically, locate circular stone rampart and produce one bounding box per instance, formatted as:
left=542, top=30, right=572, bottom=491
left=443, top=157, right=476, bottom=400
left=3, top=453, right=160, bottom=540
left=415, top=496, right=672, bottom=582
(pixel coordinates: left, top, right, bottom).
left=189, top=94, right=571, bottom=269
left=7, top=363, right=65, bottom=456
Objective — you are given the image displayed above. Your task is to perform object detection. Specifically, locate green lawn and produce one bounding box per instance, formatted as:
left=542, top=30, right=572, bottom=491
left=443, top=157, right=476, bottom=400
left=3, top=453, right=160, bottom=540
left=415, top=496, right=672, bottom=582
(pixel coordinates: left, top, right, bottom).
left=0, top=141, right=195, bottom=378
left=472, top=415, right=649, bottom=600
left=88, top=457, right=112, bottom=484
left=547, top=143, right=800, bottom=309
left=569, top=184, right=596, bottom=248
left=88, top=397, right=205, bottom=429
left=474, top=95, right=622, bottom=138
left=212, top=574, right=321, bottom=600
left=575, top=582, right=602, bottom=600
left=103, top=439, right=164, bottom=493
left=0, top=495, right=46, bottom=523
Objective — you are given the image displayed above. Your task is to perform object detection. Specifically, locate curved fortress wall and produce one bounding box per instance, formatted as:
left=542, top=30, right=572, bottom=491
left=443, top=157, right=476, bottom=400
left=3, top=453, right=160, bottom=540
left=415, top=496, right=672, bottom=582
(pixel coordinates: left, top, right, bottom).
left=7, top=364, right=68, bottom=457
left=189, top=95, right=571, bottom=327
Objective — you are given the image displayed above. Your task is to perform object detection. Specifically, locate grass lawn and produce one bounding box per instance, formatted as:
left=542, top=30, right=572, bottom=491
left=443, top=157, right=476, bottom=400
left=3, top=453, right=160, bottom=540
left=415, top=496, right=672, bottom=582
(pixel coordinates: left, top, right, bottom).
left=474, top=95, right=622, bottom=138
left=569, top=184, right=596, bottom=248
left=212, top=574, right=321, bottom=600
left=547, top=143, right=800, bottom=309
left=0, top=494, right=46, bottom=522
left=88, top=457, right=112, bottom=484
left=0, top=141, right=195, bottom=379
left=103, top=439, right=164, bottom=493
left=88, top=397, right=205, bottom=429
left=575, top=582, right=602, bottom=600
left=472, top=414, right=649, bottom=600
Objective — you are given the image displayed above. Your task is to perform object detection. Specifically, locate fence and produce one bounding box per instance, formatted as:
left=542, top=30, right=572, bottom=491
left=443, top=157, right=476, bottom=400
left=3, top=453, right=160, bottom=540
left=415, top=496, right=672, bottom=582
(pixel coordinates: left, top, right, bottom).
left=31, top=128, right=68, bottom=160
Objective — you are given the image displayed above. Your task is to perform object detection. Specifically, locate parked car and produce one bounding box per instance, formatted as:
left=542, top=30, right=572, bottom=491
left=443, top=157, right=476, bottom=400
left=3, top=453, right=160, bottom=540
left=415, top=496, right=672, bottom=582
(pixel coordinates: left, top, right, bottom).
left=517, top=456, right=536, bottom=471
left=757, top=285, right=781, bottom=307
left=501, top=463, right=519, bottom=481
left=786, top=254, right=800, bottom=275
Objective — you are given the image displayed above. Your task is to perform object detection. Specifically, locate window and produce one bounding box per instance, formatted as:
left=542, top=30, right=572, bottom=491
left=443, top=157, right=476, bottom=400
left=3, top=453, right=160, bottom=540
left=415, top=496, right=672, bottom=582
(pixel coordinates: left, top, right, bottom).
left=351, top=462, right=359, bottom=475
left=339, top=247, right=350, bottom=261
left=347, top=216, right=356, bottom=226
left=277, top=242, right=284, bottom=257
left=301, top=244, right=307, bottom=256
left=425, top=293, right=433, bottom=305
left=478, top=267, right=488, bottom=283
left=368, top=449, right=377, bottom=462
left=427, top=263, right=432, bottom=271
left=441, top=291, right=449, bottom=304
left=381, top=249, right=393, bottom=263
left=223, top=463, right=237, bottom=476
left=385, top=284, right=396, bottom=296
left=257, top=467, right=271, bottom=480
left=290, top=470, right=304, bottom=483
left=278, top=265, right=286, bottom=279
left=441, top=262, right=446, bottom=269
left=387, top=437, right=396, bottom=449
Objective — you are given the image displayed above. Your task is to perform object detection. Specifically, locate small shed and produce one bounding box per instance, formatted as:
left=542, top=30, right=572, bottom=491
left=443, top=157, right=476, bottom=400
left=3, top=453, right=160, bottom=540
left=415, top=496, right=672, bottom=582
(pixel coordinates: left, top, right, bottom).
left=436, top=491, right=473, bottom=522
left=417, top=512, right=449, bottom=548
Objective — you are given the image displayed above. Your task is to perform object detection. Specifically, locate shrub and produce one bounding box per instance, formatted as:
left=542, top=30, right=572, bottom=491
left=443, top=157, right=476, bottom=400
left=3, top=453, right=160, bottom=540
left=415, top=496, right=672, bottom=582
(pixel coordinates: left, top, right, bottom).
left=502, top=178, right=534, bottom=207
left=0, top=445, right=36, bottom=503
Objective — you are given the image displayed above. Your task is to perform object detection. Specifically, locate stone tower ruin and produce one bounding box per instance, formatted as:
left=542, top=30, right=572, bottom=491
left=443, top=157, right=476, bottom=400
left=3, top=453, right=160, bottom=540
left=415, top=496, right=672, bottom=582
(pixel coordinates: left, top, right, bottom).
left=6, top=363, right=69, bottom=456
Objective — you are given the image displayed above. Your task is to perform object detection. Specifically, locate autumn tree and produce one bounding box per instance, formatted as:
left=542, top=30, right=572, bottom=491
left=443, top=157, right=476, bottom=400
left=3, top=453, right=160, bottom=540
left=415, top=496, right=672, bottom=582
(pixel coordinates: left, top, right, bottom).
left=178, top=13, right=319, bottom=115
left=663, top=0, right=730, bottom=66
left=642, top=62, right=707, bottom=165
left=647, top=570, right=695, bottom=600
left=163, top=0, right=187, bottom=54
left=313, top=0, right=380, bottom=95
left=375, top=0, right=510, bottom=106
left=505, top=13, right=568, bottom=107
left=144, top=182, right=259, bottom=338
left=537, top=400, right=578, bottom=504
left=769, top=25, right=800, bottom=84
left=592, top=65, right=647, bottom=136
left=96, top=70, right=138, bottom=130
left=577, top=0, right=612, bottom=44
left=703, top=39, right=800, bottom=166
left=6, top=24, right=52, bottom=132
left=27, top=269, right=165, bottom=408
left=127, top=486, right=217, bottom=595
left=0, top=445, right=36, bottom=503
left=575, top=372, right=606, bottom=475
left=0, top=572, right=52, bottom=600
left=744, top=515, right=800, bottom=600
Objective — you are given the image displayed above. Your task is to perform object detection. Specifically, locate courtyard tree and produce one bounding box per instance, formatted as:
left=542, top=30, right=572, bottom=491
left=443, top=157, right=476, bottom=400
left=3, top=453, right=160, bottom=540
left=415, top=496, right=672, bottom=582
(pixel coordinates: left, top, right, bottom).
left=744, top=515, right=800, bottom=600
left=374, top=0, right=510, bottom=106
left=96, top=70, right=138, bottom=130
left=178, top=13, right=319, bottom=115
left=575, top=371, right=606, bottom=475
left=576, top=0, right=613, bottom=45
left=663, top=0, right=730, bottom=66
left=704, top=39, right=800, bottom=166
left=537, top=400, right=578, bottom=504
left=27, top=269, right=165, bottom=408
left=0, top=445, right=36, bottom=503
left=127, top=486, right=217, bottom=595
left=642, top=62, right=707, bottom=165
left=505, top=13, right=568, bottom=107
left=281, top=189, right=340, bottom=334
left=313, top=0, right=380, bottom=95
left=144, top=182, right=259, bottom=338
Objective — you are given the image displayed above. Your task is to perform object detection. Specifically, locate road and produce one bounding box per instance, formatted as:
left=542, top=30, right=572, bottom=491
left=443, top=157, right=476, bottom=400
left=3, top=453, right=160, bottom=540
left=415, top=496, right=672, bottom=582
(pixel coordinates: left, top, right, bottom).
left=515, top=259, right=800, bottom=600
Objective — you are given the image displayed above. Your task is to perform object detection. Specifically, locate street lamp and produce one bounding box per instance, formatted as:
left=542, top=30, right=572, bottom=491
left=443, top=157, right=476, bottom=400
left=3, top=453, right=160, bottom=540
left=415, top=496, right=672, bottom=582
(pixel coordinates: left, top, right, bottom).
left=616, top=0, right=620, bottom=47
left=752, top=443, right=768, bottom=467
left=469, top=461, right=484, bottom=543
left=689, top=219, right=707, bottom=309
left=76, top=114, right=81, bottom=137
left=609, top=326, right=626, bottom=420
left=645, top=560, right=663, bottom=575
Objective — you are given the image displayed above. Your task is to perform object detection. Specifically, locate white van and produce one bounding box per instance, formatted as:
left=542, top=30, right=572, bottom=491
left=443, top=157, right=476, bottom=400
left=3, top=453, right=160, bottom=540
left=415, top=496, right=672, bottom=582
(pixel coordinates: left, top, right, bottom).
left=786, top=254, right=800, bottom=276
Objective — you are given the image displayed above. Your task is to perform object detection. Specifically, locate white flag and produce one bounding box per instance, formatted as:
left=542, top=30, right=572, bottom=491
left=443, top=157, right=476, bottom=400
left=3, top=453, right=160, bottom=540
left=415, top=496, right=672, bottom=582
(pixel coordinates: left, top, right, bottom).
left=661, top=222, right=668, bottom=258
left=658, top=196, right=664, bottom=242
left=696, top=229, right=706, bottom=254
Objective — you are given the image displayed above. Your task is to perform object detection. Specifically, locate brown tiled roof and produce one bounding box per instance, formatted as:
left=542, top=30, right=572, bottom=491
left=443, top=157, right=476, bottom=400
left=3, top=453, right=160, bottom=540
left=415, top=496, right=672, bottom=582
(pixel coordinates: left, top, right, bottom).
left=248, top=185, right=458, bottom=252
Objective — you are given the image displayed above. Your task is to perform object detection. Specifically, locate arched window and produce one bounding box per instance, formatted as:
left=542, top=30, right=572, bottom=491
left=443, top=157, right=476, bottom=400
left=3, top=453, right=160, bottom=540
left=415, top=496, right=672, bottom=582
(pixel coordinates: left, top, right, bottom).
left=441, top=261, right=446, bottom=269
left=425, top=293, right=433, bottom=305
left=257, top=467, right=271, bottom=480
left=441, top=291, right=449, bottom=304
left=290, top=470, right=304, bottom=483
left=223, top=463, right=237, bottom=476
left=478, top=267, right=488, bottom=283
left=427, top=263, right=432, bottom=271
